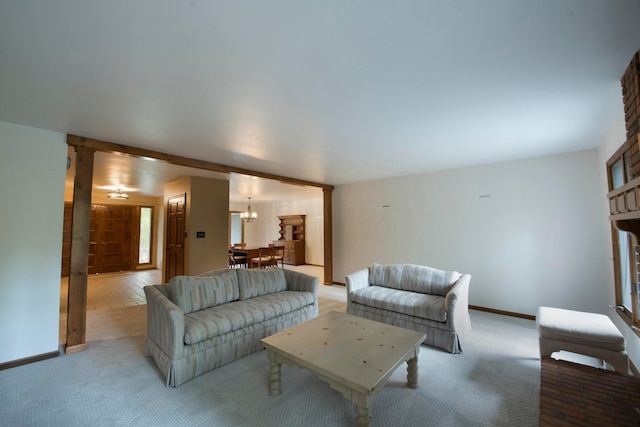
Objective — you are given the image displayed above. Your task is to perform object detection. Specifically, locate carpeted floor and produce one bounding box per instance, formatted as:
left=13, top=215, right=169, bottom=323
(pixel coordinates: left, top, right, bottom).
left=1, top=309, right=539, bottom=426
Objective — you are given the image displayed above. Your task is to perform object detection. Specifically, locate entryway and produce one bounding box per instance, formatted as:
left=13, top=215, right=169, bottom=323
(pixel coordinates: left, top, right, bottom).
left=58, top=269, right=161, bottom=345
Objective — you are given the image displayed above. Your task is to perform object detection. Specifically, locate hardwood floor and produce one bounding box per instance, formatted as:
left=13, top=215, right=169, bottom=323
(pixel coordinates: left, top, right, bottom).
left=540, top=356, right=640, bottom=426
left=59, top=265, right=346, bottom=345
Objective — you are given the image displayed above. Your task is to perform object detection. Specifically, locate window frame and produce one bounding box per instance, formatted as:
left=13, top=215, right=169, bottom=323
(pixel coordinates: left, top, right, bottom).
left=137, top=205, right=154, bottom=267
left=228, top=211, right=245, bottom=246
left=606, top=142, right=640, bottom=332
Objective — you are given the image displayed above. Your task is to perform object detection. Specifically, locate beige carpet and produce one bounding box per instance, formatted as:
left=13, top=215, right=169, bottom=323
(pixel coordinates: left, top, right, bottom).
left=1, top=310, right=540, bottom=426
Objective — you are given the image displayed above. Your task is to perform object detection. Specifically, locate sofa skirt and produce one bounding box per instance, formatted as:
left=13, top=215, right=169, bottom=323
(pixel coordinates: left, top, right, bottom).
left=146, top=305, right=316, bottom=387
left=347, top=303, right=463, bottom=354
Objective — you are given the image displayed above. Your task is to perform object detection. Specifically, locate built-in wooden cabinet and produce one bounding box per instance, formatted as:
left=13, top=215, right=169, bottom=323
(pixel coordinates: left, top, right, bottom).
left=274, top=215, right=305, bottom=265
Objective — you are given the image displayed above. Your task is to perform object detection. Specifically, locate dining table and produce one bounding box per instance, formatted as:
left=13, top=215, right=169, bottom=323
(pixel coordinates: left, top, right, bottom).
left=232, top=246, right=261, bottom=264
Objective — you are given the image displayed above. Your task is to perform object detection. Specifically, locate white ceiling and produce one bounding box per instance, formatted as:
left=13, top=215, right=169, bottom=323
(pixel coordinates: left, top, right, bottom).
left=3, top=1, right=640, bottom=201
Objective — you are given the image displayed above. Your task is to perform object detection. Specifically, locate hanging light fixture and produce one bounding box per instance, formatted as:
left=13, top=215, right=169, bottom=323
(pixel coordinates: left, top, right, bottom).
left=240, top=197, right=257, bottom=223
left=107, top=189, right=129, bottom=200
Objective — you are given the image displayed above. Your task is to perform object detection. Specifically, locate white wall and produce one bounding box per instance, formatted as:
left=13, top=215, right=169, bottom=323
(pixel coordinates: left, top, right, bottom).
left=0, top=121, right=67, bottom=363
left=597, top=106, right=640, bottom=369
left=334, top=149, right=609, bottom=317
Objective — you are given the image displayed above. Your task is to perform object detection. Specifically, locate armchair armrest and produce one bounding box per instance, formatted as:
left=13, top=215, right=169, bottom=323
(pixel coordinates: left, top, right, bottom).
left=444, top=274, right=472, bottom=334
left=144, top=285, right=185, bottom=360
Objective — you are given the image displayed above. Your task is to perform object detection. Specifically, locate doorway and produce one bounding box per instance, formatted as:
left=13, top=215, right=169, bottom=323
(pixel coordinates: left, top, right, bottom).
left=61, top=203, right=154, bottom=276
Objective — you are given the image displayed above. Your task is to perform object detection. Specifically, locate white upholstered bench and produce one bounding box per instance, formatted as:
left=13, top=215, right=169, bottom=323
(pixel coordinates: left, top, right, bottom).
left=536, top=306, right=629, bottom=373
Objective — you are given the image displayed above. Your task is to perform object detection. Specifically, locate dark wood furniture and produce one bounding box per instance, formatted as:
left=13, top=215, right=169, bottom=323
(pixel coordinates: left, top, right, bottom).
left=274, top=215, right=305, bottom=265
left=232, top=246, right=260, bottom=265
left=228, top=246, right=248, bottom=268
left=272, top=245, right=285, bottom=268
left=251, top=246, right=275, bottom=268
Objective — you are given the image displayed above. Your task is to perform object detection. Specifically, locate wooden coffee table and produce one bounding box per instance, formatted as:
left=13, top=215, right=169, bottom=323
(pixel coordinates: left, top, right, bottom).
left=260, top=311, right=426, bottom=427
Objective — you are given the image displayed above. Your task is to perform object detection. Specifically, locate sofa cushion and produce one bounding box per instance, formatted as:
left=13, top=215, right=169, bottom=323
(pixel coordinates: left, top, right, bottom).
left=169, top=270, right=240, bottom=314
left=350, top=285, right=447, bottom=322
left=183, top=291, right=315, bottom=345
left=370, top=263, right=460, bottom=296
left=236, top=268, right=287, bottom=300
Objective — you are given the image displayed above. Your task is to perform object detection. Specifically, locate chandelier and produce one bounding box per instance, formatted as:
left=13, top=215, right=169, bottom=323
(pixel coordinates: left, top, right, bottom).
left=107, top=189, right=129, bottom=200
left=240, top=197, right=257, bottom=223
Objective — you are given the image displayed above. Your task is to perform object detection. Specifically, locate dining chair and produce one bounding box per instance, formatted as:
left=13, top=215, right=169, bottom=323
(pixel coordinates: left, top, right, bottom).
left=229, top=246, right=248, bottom=268
left=271, top=245, right=285, bottom=268
left=251, top=246, right=274, bottom=268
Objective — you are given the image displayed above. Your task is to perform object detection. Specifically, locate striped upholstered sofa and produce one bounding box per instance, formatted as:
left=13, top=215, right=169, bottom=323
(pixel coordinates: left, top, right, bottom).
left=346, top=263, right=471, bottom=353
left=144, top=268, right=318, bottom=386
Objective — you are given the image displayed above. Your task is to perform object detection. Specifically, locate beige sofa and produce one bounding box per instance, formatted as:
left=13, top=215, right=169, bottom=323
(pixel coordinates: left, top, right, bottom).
left=144, top=268, right=318, bottom=386
left=346, top=263, right=471, bottom=353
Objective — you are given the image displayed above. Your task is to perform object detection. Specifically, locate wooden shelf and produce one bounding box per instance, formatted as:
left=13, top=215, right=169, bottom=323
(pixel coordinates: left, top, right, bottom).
left=275, top=215, right=305, bottom=265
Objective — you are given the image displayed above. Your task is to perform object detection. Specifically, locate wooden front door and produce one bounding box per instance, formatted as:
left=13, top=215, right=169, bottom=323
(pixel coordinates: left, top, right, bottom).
left=62, top=203, right=137, bottom=276
left=89, top=205, right=135, bottom=274
left=165, top=194, right=186, bottom=282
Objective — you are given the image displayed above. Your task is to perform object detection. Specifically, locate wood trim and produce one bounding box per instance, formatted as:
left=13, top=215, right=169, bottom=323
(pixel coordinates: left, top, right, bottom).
left=65, top=343, right=87, bottom=355
left=67, top=134, right=334, bottom=191
left=66, top=146, right=95, bottom=353
left=469, top=305, right=535, bottom=321
left=0, top=349, right=60, bottom=370
left=606, top=137, right=631, bottom=167
left=323, top=188, right=333, bottom=286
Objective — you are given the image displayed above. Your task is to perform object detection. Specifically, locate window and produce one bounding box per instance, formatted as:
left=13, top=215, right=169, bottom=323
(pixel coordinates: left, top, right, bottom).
left=607, top=146, right=640, bottom=331
left=229, top=211, right=244, bottom=246
left=139, top=206, right=153, bottom=265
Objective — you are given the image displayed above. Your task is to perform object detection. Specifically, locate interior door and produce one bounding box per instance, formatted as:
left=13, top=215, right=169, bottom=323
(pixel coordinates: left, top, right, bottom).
left=165, top=194, right=186, bottom=282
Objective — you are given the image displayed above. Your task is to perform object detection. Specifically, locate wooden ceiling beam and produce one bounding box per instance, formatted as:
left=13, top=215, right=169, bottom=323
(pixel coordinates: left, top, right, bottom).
left=66, top=134, right=334, bottom=191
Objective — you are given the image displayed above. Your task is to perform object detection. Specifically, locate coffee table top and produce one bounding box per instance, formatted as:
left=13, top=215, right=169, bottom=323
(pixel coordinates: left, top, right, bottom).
left=261, top=311, right=426, bottom=396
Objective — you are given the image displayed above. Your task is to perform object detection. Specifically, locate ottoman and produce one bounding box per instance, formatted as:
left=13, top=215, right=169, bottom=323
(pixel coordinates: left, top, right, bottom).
left=536, top=306, right=629, bottom=373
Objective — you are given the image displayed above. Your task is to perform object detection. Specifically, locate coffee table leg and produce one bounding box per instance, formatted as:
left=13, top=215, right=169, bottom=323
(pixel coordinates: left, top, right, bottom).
left=267, top=351, right=282, bottom=396
left=407, top=355, right=419, bottom=389
left=355, top=405, right=370, bottom=427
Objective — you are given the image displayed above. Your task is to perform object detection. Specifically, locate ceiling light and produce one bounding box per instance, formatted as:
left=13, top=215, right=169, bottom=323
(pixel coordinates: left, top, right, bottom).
left=240, top=197, right=257, bottom=223
left=107, top=189, right=129, bottom=200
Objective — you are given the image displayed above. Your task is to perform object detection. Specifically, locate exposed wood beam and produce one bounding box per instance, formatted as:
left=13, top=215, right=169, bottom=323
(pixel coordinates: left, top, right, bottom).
left=67, top=133, right=336, bottom=287
left=323, top=188, right=333, bottom=286
left=66, top=146, right=95, bottom=354
left=67, top=134, right=334, bottom=191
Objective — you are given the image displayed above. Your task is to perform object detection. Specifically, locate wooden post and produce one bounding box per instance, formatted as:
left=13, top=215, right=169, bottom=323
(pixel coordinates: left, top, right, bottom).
left=65, top=146, right=95, bottom=354
left=323, top=188, right=333, bottom=286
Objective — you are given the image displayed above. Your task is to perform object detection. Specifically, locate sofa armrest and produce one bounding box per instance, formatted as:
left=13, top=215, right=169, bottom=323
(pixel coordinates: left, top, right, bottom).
left=345, top=268, right=370, bottom=294
left=144, top=285, right=185, bottom=360
left=445, top=274, right=471, bottom=334
left=346, top=268, right=370, bottom=312
left=283, top=269, right=319, bottom=316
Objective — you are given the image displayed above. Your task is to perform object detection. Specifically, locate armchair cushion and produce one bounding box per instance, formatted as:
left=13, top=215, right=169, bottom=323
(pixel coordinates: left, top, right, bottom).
left=370, top=263, right=460, bottom=296
left=169, top=271, right=239, bottom=314
left=350, top=285, right=447, bottom=322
